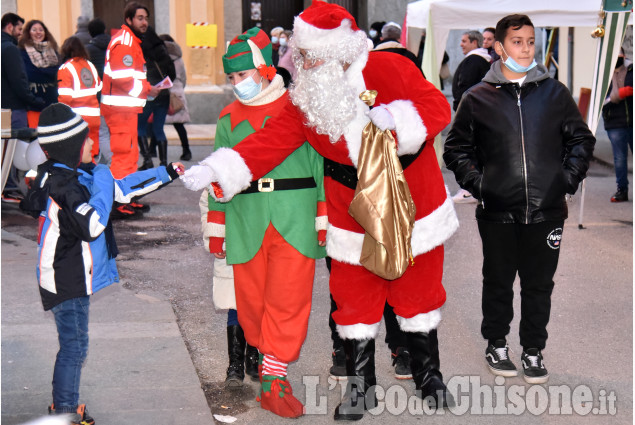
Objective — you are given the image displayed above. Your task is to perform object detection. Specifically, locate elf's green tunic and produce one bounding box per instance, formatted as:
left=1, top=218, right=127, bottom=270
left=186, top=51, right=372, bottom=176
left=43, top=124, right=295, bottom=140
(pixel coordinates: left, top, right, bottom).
left=208, top=90, right=326, bottom=264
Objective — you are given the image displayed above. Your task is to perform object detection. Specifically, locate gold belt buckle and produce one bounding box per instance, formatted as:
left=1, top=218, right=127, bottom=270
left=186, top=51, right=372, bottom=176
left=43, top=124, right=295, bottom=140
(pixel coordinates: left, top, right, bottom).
left=258, top=178, right=274, bottom=192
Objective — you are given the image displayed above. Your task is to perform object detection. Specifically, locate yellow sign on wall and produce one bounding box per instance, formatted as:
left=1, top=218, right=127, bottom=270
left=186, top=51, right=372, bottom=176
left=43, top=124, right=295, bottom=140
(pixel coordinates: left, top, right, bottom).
left=186, top=23, right=217, bottom=48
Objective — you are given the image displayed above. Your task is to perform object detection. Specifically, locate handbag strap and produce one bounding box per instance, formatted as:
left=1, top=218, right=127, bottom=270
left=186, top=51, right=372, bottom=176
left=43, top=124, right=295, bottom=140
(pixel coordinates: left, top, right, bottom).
left=153, top=61, right=165, bottom=79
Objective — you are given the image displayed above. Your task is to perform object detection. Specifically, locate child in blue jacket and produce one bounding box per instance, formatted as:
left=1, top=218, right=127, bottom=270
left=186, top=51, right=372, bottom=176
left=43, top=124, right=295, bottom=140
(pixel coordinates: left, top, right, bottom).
left=20, top=103, right=184, bottom=424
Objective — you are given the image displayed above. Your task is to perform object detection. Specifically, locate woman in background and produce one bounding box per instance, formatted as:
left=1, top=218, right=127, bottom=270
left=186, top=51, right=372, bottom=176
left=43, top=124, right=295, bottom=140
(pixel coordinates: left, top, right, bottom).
left=160, top=34, right=192, bottom=161
left=19, top=19, right=59, bottom=128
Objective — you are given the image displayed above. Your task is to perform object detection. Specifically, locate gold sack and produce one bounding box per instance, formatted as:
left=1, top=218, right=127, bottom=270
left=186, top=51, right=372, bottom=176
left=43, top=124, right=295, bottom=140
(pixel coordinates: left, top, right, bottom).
left=348, top=121, right=416, bottom=280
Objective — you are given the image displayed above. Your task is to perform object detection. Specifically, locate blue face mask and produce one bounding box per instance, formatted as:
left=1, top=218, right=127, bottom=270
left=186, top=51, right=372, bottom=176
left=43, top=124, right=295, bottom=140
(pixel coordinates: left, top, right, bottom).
left=279, top=38, right=287, bottom=47
left=271, top=36, right=279, bottom=44
left=500, top=45, right=537, bottom=74
left=369, top=29, right=377, bottom=38
left=233, top=71, right=262, bottom=100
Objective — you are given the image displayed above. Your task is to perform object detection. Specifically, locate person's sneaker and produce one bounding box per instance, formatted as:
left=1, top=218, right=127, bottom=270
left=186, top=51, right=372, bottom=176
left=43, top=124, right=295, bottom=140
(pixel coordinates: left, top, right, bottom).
left=485, top=339, right=518, bottom=377
left=329, top=347, right=347, bottom=380
left=48, top=404, right=95, bottom=425
left=111, top=204, right=142, bottom=220
left=451, top=188, right=477, bottom=204
left=1, top=191, right=24, bottom=203
left=610, top=188, right=628, bottom=202
left=521, top=348, right=549, bottom=384
left=129, top=201, right=151, bottom=213
left=391, top=347, right=412, bottom=379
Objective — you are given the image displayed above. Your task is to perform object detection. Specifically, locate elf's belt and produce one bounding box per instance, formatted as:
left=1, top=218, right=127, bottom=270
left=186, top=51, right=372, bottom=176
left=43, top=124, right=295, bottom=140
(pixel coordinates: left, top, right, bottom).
left=241, top=177, right=316, bottom=194
left=324, top=143, right=425, bottom=191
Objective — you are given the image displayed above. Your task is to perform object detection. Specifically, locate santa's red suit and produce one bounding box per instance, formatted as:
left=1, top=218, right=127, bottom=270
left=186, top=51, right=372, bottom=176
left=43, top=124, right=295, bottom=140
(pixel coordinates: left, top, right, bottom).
left=182, top=1, right=458, bottom=416
left=202, top=50, right=457, bottom=338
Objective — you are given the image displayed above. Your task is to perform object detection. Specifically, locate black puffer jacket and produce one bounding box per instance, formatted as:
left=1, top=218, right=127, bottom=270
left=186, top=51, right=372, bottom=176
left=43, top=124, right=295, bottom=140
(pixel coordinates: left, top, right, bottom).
left=85, top=33, right=111, bottom=78
left=444, top=61, right=596, bottom=224
left=141, top=26, right=175, bottom=106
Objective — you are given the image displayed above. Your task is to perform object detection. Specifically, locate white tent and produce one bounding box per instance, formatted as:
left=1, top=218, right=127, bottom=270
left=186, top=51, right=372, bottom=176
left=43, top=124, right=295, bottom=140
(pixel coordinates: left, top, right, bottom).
left=406, top=0, right=630, bottom=89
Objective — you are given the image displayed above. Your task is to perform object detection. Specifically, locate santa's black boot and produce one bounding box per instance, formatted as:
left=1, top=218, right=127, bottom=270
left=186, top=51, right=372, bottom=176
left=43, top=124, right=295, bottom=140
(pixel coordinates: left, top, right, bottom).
left=407, top=329, right=455, bottom=409
left=334, top=338, right=377, bottom=421
left=245, top=344, right=259, bottom=381
left=225, top=325, right=246, bottom=388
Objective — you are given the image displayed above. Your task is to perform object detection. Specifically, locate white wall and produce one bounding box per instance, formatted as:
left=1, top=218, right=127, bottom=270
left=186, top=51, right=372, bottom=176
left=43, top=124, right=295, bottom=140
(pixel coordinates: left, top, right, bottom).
left=1, top=0, right=17, bottom=13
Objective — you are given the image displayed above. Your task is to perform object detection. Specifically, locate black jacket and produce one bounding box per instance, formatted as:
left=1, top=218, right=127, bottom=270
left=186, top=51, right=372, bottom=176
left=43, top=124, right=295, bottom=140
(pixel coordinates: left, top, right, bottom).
left=452, top=51, right=491, bottom=111
left=85, top=33, right=111, bottom=78
left=1, top=32, right=43, bottom=110
left=444, top=62, right=596, bottom=224
left=602, top=63, right=632, bottom=130
left=141, top=27, right=175, bottom=105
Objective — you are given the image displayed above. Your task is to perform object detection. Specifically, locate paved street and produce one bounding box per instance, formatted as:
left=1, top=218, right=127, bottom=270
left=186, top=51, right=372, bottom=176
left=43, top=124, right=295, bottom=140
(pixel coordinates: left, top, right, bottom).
left=1, top=138, right=632, bottom=424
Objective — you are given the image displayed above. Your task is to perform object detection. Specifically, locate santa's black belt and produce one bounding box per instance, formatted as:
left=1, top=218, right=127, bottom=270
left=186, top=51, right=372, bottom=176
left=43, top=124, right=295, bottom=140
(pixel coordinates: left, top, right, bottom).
left=324, top=142, right=425, bottom=191
left=240, top=177, right=316, bottom=194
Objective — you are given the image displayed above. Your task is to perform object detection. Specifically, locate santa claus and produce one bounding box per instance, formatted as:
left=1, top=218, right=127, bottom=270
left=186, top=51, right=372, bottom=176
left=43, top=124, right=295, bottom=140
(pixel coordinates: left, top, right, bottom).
left=183, top=1, right=458, bottom=420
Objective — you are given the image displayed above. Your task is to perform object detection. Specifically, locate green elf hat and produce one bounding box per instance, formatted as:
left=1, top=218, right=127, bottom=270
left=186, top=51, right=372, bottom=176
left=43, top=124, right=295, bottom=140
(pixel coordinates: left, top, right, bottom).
left=222, top=27, right=277, bottom=80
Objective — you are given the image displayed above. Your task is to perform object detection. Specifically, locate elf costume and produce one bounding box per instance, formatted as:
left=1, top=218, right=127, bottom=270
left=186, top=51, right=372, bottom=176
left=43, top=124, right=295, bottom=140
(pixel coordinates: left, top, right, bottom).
left=202, top=27, right=326, bottom=418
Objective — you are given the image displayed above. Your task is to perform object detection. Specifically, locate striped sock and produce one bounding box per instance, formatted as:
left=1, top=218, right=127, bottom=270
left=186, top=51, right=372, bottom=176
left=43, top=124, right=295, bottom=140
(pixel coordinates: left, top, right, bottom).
left=262, top=354, right=287, bottom=377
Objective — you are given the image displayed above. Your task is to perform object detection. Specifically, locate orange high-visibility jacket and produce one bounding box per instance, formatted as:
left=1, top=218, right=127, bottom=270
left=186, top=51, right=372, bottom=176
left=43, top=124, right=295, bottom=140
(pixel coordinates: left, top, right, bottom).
left=101, top=25, right=150, bottom=115
left=57, top=58, right=102, bottom=118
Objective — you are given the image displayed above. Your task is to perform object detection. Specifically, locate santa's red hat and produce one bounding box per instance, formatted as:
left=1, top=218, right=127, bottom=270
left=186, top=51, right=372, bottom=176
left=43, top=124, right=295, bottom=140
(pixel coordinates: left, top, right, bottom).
left=293, top=1, right=364, bottom=53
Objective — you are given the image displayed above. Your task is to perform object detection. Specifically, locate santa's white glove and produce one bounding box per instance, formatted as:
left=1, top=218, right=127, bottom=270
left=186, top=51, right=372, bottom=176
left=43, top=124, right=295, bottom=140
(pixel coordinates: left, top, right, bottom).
left=368, top=105, right=396, bottom=131
left=180, top=165, right=215, bottom=191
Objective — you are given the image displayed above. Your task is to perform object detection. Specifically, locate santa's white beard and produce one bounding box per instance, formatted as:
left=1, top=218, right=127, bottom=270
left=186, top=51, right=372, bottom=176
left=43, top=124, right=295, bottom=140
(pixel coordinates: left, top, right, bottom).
left=289, top=59, right=357, bottom=143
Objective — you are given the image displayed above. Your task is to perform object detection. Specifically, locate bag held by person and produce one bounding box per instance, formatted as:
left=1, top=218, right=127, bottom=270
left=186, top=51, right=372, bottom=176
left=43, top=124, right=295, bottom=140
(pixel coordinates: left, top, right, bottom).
left=348, top=121, right=416, bottom=280
left=169, top=91, right=184, bottom=115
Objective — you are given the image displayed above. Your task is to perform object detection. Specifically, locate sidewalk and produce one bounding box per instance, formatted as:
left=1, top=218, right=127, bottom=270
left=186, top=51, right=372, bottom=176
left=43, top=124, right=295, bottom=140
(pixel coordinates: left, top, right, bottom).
left=0, top=230, right=214, bottom=425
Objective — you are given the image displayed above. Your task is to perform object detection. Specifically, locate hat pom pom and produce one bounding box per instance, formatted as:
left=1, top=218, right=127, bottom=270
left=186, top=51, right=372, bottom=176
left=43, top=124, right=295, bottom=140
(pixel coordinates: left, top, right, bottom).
left=258, top=64, right=277, bottom=81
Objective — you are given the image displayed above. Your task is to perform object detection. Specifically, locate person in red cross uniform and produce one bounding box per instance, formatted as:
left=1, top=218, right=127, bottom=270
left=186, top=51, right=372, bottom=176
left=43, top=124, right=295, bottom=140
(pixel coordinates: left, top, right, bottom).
left=101, top=2, right=160, bottom=217
left=58, top=36, right=102, bottom=159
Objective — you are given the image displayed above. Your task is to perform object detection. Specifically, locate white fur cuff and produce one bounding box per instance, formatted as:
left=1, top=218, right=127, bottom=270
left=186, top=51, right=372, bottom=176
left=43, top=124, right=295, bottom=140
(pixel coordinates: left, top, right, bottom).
left=336, top=322, right=381, bottom=340
left=203, top=222, right=225, bottom=238
left=315, top=216, right=328, bottom=232
left=201, top=148, right=252, bottom=202
left=396, top=309, right=442, bottom=333
left=385, top=100, right=427, bottom=156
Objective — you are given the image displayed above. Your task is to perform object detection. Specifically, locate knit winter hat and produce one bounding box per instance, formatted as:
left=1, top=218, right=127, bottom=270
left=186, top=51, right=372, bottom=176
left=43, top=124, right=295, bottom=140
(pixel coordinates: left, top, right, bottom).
left=223, top=27, right=276, bottom=80
left=37, top=103, right=89, bottom=168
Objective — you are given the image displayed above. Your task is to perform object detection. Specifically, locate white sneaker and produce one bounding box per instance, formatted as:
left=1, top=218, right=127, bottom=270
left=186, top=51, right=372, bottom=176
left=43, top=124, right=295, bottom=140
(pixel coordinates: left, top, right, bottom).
left=452, top=189, right=477, bottom=204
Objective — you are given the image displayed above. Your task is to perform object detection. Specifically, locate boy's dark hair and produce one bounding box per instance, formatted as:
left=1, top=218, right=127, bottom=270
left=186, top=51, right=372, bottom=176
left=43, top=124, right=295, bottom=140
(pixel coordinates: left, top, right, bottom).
left=87, top=18, right=106, bottom=38
left=495, top=14, right=534, bottom=43
left=1, top=12, right=24, bottom=30
left=61, top=36, right=89, bottom=61
left=124, top=2, right=150, bottom=22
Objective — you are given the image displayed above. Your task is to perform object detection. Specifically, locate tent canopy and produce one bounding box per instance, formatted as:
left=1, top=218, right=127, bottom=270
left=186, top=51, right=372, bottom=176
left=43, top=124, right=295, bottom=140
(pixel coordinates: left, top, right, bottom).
left=406, top=0, right=630, bottom=87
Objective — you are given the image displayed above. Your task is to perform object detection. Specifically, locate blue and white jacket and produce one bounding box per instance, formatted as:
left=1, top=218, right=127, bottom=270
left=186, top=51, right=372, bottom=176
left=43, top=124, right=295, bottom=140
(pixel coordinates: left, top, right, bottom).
left=22, top=161, right=178, bottom=310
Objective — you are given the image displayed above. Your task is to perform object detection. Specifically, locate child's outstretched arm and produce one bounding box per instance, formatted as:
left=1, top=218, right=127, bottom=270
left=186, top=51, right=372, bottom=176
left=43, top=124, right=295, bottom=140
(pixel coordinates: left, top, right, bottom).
left=113, top=162, right=184, bottom=204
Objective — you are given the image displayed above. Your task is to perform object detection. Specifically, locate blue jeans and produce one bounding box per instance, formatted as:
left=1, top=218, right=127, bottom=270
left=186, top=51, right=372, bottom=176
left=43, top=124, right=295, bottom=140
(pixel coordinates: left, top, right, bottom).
left=51, top=296, right=90, bottom=412
left=607, top=127, right=633, bottom=190
left=138, top=101, right=168, bottom=140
